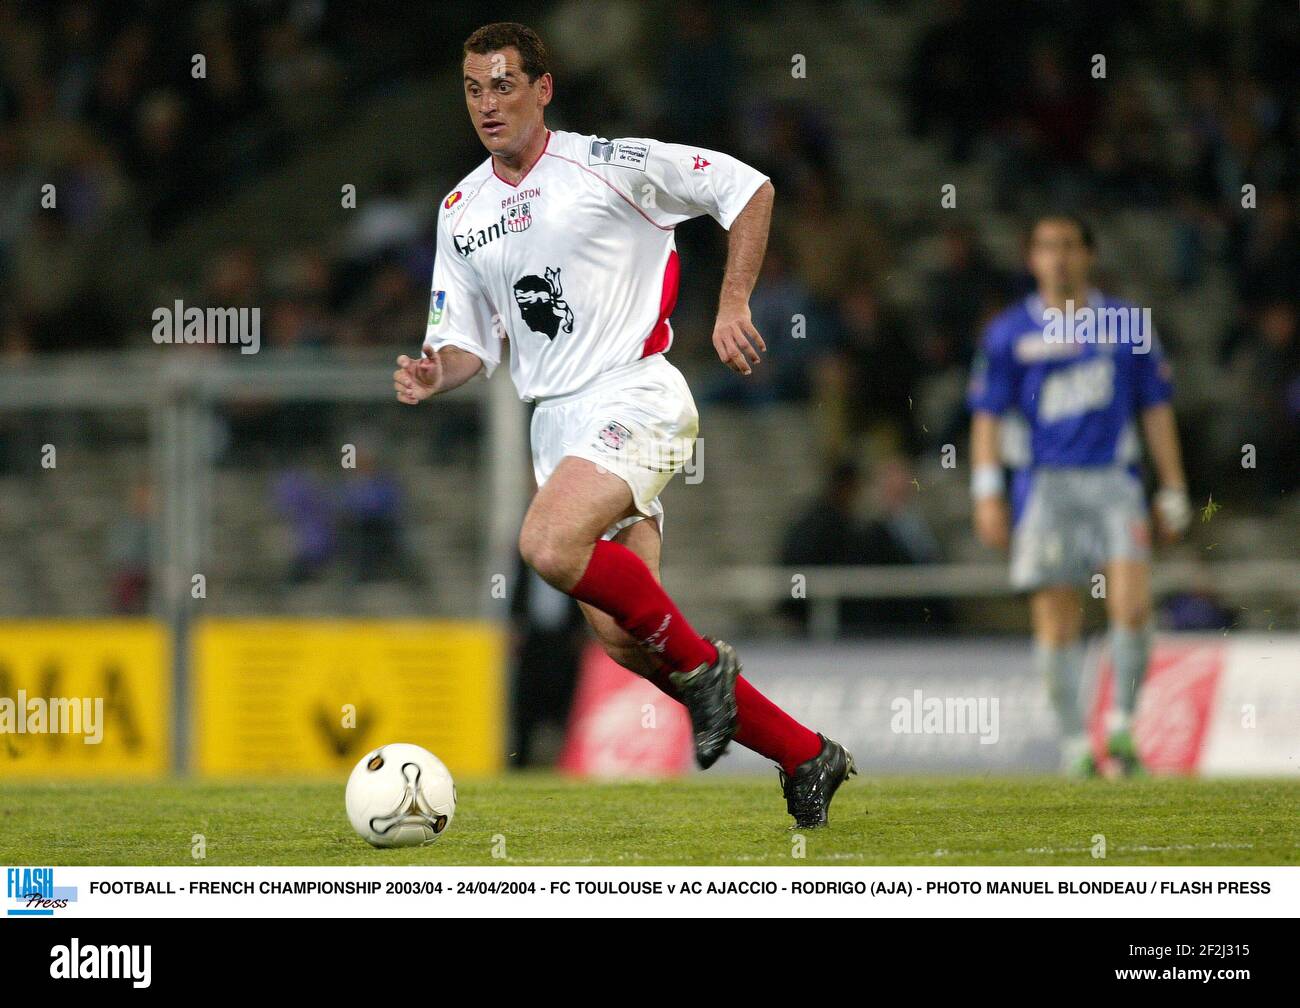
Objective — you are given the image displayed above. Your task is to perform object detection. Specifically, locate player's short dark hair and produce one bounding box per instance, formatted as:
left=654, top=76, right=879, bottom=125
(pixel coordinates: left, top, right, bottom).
left=1029, top=213, right=1095, bottom=249
left=463, top=22, right=549, bottom=82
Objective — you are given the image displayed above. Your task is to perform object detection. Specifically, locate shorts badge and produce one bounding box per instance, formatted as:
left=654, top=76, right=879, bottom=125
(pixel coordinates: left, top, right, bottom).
left=598, top=421, right=632, bottom=451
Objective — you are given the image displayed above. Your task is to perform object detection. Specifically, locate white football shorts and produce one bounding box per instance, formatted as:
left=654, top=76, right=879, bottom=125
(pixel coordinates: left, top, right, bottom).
left=530, top=353, right=700, bottom=541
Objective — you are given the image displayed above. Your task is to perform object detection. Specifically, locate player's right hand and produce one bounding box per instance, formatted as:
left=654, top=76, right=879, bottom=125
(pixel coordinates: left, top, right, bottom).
left=394, top=346, right=442, bottom=405
left=974, top=495, right=1011, bottom=550
left=712, top=304, right=765, bottom=376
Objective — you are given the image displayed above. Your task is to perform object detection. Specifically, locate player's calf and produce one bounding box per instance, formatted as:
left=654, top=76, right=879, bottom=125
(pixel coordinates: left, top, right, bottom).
left=591, top=617, right=740, bottom=769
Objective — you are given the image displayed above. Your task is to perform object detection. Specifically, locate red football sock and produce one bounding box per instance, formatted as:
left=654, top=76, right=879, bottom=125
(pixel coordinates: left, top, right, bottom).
left=646, top=667, right=823, bottom=775
left=569, top=539, right=717, bottom=675
left=733, top=676, right=824, bottom=774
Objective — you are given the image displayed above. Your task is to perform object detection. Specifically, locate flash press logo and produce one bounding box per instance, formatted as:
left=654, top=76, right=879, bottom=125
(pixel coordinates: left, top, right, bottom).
left=5, top=867, right=78, bottom=916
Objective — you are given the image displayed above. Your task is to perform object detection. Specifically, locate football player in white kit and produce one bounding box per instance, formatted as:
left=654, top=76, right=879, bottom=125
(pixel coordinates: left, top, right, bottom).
left=393, top=22, right=854, bottom=827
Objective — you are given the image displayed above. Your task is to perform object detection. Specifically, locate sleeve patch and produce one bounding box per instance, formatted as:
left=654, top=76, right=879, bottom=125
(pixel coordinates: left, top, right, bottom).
left=589, top=137, right=650, bottom=171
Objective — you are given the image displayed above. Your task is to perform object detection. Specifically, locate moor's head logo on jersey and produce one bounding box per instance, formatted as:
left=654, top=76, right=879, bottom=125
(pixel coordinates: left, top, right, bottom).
left=513, top=267, right=575, bottom=341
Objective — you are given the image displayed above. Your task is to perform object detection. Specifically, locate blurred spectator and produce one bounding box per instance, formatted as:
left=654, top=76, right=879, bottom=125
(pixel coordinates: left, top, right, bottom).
left=345, top=255, right=426, bottom=348
left=1236, top=195, right=1300, bottom=310
left=338, top=166, right=425, bottom=266
left=0, top=133, right=42, bottom=268
left=106, top=481, right=153, bottom=614
left=259, top=13, right=339, bottom=126
left=863, top=456, right=953, bottom=629
left=924, top=224, right=1011, bottom=369
left=508, top=556, right=586, bottom=768
left=815, top=288, right=921, bottom=460
left=1160, top=587, right=1236, bottom=632
left=660, top=6, right=737, bottom=148
left=744, top=102, right=837, bottom=197
left=779, top=461, right=886, bottom=634
left=8, top=205, right=95, bottom=350
left=273, top=468, right=335, bottom=583
left=545, top=0, right=646, bottom=132
left=338, top=437, right=416, bottom=584
left=778, top=172, right=888, bottom=314
left=906, top=0, right=1002, bottom=164
left=1228, top=300, right=1300, bottom=496
left=702, top=239, right=829, bottom=405
left=871, top=456, right=941, bottom=565
left=130, top=88, right=202, bottom=236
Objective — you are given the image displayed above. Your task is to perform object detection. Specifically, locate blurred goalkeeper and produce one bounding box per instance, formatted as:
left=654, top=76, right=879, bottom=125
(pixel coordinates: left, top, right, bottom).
left=967, top=215, right=1191, bottom=776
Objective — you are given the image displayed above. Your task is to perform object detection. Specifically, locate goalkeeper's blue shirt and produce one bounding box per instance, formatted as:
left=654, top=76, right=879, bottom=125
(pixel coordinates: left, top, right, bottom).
left=967, top=291, right=1174, bottom=516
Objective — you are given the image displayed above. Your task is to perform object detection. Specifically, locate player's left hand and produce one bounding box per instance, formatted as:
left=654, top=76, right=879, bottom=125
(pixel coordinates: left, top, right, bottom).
left=1153, top=485, right=1191, bottom=543
left=712, top=304, right=766, bottom=376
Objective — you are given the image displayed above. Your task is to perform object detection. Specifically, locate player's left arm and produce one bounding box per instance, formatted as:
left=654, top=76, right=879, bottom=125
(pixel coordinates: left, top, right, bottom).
left=712, top=180, right=775, bottom=376
left=1141, top=402, right=1191, bottom=542
left=1133, top=324, right=1191, bottom=542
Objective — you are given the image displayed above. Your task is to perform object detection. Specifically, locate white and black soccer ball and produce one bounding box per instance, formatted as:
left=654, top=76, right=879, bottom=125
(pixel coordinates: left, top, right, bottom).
left=345, top=743, right=456, bottom=848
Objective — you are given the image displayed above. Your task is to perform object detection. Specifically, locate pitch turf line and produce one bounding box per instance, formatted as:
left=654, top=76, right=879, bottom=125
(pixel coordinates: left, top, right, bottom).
left=0, top=776, right=1296, bottom=866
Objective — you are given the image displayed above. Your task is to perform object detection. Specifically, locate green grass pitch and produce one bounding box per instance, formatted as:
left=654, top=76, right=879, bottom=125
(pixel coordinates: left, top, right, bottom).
left=1, top=775, right=1296, bottom=866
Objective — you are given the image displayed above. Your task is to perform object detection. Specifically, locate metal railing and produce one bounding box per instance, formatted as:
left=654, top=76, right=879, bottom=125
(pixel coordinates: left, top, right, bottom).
left=679, top=561, right=1300, bottom=639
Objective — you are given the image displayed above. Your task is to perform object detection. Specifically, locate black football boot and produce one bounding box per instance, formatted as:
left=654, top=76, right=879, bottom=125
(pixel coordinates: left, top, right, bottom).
left=780, top=734, right=857, bottom=828
left=669, top=638, right=741, bottom=769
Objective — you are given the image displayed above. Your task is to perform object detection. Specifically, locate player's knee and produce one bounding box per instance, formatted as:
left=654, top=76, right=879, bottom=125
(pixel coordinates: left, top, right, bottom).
left=1111, top=602, right=1151, bottom=630
left=1033, top=620, right=1079, bottom=648
left=518, top=526, right=578, bottom=588
left=1044, top=630, right=1079, bottom=649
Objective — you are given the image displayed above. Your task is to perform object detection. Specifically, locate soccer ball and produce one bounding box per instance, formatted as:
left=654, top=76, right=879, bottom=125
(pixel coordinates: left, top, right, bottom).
left=345, top=743, right=456, bottom=848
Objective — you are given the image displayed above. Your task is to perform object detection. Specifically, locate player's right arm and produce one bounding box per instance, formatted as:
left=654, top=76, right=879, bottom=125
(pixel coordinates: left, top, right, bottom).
left=397, top=186, right=503, bottom=406
left=967, top=326, right=1017, bottom=550
left=970, top=412, right=1010, bottom=549
left=394, top=345, right=482, bottom=404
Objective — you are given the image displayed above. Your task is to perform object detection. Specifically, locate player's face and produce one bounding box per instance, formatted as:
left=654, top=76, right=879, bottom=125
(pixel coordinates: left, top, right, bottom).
left=463, top=48, right=551, bottom=160
left=1027, top=219, right=1093, bottom=297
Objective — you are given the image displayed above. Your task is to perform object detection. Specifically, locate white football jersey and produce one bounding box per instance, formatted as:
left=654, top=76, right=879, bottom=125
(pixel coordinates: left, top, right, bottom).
left=422, top=129, right=769, bottom=401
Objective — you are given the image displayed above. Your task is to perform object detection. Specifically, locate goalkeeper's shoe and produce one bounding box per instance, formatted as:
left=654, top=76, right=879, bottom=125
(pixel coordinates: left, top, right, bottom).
left=780, top=735, right=857, bottom=829
left=669, top=638, right=740, bottom=769
left=1061, top=735, right=1098, bottom=778
left=1107, top=728, right=1144, bottom=776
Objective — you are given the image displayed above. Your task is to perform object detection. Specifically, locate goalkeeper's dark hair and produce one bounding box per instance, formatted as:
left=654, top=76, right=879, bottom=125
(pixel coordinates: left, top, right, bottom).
left=1029, top=212, right=1096, bottom=249
left=463, top=22, right=549, bottom=82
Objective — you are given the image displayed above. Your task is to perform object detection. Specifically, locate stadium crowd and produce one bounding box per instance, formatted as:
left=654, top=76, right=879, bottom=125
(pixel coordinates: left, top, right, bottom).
left=0, top=1, right=1295, bottom=616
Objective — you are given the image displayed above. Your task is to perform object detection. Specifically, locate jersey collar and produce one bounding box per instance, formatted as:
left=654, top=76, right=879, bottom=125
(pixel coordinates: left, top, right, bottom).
left=492, top=129, right=551, bottom=188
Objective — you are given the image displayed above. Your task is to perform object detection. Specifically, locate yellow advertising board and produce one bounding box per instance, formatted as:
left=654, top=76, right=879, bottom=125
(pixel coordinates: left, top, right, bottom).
left=0, top=621, right=170, bottom=777
left=193, top=619, right=503, bottom=776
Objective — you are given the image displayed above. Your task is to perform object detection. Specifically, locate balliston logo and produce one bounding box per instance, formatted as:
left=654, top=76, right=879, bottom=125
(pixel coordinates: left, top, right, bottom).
left=444, top=190, right=463, bottom=211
